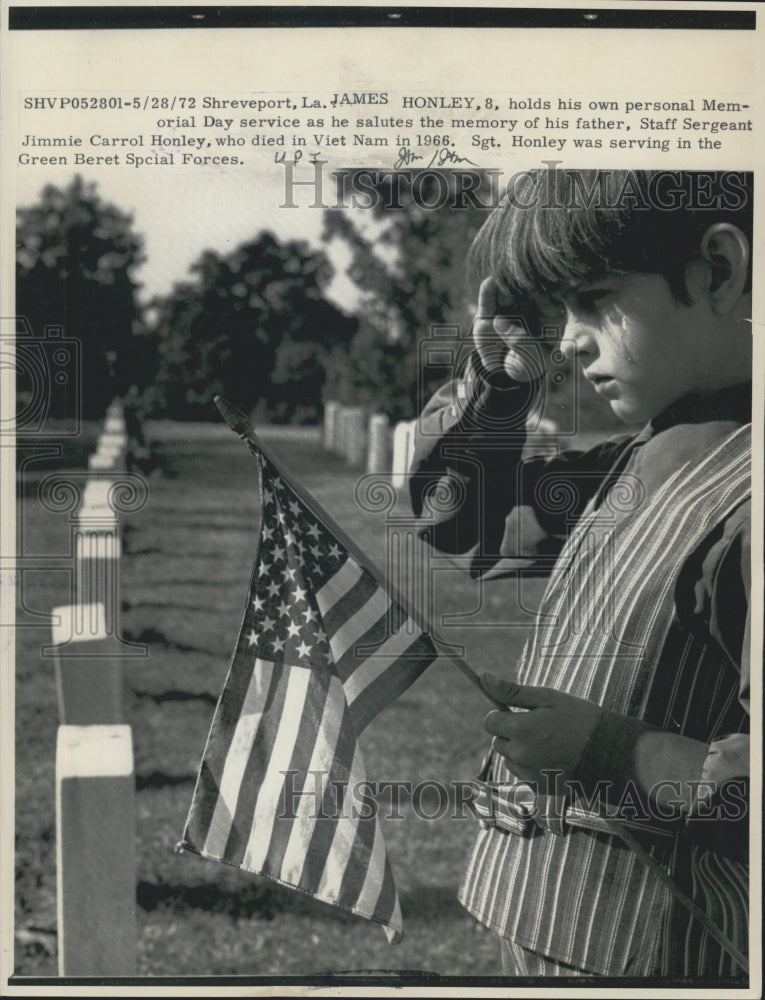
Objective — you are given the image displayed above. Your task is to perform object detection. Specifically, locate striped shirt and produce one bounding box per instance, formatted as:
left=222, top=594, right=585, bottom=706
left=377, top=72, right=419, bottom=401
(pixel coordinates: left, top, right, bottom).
left=410, top=368, right=751, bottom=977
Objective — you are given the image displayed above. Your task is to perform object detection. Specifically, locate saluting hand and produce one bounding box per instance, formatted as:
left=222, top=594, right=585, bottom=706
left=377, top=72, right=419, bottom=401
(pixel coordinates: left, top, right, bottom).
left=472, top=277, right=547, bottom=384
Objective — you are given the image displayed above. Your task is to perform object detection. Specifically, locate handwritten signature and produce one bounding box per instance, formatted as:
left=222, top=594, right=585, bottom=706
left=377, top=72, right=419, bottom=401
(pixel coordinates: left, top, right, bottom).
left=393, top=145, right=478, bottom=170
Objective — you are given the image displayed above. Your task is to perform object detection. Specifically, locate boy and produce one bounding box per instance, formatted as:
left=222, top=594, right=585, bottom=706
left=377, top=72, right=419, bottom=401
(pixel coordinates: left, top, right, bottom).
left=409, top=170, right=752, bottom=979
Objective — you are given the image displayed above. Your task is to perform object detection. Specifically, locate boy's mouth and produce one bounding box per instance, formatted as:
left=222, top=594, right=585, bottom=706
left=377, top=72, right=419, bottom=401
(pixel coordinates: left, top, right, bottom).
left=585, top=372, right=619, bottom=397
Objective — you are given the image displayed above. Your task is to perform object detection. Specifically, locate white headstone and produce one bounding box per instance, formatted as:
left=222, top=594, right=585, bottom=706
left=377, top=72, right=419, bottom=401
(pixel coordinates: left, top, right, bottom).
left=56, top=725, right=136, bottom=974
left=323, top=400, right=340, bottom=451
left=366, top=413, right=390, bottom=474
left=391, top=420, right=415, bottom=489
left=88, top=453, right=116, bottom=471
left=344, top=407, right=366, bottom=467
left=334, top=406, right=349, bottom=456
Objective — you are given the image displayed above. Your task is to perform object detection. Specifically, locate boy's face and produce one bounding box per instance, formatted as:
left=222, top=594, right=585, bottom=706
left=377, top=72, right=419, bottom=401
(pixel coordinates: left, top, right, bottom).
left=541, top=272, right=712, bottom=423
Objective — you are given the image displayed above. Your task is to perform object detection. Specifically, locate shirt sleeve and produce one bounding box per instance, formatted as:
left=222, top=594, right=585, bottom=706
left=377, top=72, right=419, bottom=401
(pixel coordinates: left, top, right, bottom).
left=687, top=502, right=751, bottom=828
left=409, top=353, right=634, bottom=579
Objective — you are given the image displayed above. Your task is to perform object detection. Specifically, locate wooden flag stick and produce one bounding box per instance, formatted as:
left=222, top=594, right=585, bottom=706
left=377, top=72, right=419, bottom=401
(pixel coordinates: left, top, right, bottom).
left=214, top=395, right=504, bottom=709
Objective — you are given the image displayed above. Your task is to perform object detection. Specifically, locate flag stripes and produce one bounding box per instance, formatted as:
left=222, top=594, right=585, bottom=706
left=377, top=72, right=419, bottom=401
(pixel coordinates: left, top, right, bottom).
left=181, top=452, right=438, bottom=942
left=327, top=585, right=392, bottom=666
left=278, top=675, right=347, bottom=886
left=242, top=664, right=312, bottom=872
left=202, top=659, right=274, bottom=859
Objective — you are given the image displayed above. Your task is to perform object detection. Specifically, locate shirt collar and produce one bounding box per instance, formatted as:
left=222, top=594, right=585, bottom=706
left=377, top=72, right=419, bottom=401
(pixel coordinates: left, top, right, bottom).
left=617, top=382, right=752, bottom=501
left=648, top=382, right=752, bottom=436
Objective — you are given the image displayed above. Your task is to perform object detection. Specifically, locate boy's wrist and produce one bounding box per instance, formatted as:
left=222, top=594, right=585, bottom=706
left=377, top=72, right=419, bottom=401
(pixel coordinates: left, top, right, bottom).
left=575, top=711, right=653, bottom=805
left=575, top=711, right=710, bottom=823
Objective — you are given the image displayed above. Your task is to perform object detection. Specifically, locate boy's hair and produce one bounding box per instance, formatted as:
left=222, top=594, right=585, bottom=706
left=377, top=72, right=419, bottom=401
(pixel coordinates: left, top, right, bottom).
left=468, top=169, right=753, bottom=310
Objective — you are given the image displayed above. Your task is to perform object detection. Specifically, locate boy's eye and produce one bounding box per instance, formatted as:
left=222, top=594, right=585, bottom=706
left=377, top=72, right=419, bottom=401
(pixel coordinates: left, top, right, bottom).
left=572, top=288, right=610, bottom=313
left=535, top=298, right=566, bottom=322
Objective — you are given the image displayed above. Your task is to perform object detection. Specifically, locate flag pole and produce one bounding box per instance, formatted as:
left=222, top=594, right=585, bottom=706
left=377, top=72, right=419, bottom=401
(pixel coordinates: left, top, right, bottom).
left=214, top=395, right=504, bottom=710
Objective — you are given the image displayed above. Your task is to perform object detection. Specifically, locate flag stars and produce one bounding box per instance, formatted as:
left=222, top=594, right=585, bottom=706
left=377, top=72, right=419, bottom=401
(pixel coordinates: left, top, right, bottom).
left=271, top=635, right=285, bottom=653
left=252, top=595, right=265, bottom=612
left=266, top=580, right=281, bottom=597
left=286, top=620, right=302, bottom=639
left=293, top=584, right=307, bottom=603
left=261, top=615, right=276, bottom=633
left=245, top=629, right=258, bottom=647
left=296, top=639, right=312, bottom=660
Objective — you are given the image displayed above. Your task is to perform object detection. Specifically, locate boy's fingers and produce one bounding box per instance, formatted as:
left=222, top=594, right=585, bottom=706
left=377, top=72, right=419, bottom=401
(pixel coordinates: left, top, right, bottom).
left=491, top=736, right=514, bottom=759
left=476, top=276, right=500, bottom=319
left=503, top=345, right=544, bottom=383
left=480, top=672, right=522, bottom=705
left=481, top=672, right=552, bottom=709
left=484, top=710, right=518, bottom=737
left=494, top=316, right=516, bottom=335
left=474, top=278, right=546, bottom=383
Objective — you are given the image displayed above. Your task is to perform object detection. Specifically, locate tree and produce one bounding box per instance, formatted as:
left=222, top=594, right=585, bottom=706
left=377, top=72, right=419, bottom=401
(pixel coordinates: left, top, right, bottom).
left=16, top=176, right=147, bottom=417
left=150, top=232, right=356, bottom=421
left=321, top=172, right=490, bottom=421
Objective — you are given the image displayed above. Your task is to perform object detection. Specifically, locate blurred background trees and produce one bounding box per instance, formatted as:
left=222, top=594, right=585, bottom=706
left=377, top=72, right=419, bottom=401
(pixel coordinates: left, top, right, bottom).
left=148, top=232, right=355, bottom=422
left=16, top=172, right=620, bottom=432
left=16, top=176, right=149, bottom=418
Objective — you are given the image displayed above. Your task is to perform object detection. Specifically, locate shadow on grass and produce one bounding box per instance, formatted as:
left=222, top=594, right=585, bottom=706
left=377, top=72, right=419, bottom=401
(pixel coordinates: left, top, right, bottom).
left=135, top=876, right=465, bottom=922
left=132, top=687, right=217, bottom=706
left=151, top=520, right=258, bottom=534
left=127, top=578, right=240, bottom=588
left=135, top=770, right=197, bottom=791
left=136, top=876, right=356, bottom=923
left=123, top=600, right=217, bottom=614
left=123, top=626, right=218, bottom=656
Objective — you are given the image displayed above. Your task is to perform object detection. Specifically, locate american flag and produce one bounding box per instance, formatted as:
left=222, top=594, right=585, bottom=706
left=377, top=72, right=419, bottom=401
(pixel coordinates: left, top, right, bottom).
left=180, top=451, right=438, bottom=941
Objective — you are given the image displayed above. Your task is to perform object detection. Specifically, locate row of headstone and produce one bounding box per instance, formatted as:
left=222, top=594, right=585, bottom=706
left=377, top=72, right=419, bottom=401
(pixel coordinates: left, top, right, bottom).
left=323, top=402, right=562, bottom=490
left=322, top=402, right=416, bottom=485
left=52, top=398, right=136, bottom=975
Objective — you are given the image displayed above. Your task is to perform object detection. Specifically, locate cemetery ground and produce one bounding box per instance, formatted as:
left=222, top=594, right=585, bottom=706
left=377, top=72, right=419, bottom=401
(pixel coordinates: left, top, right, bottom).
left=14, top=419, right=550, bottom=978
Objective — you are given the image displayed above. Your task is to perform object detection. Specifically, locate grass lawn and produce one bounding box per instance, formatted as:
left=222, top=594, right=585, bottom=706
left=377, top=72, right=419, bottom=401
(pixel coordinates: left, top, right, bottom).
left=14, top=420, right=549, bottom=979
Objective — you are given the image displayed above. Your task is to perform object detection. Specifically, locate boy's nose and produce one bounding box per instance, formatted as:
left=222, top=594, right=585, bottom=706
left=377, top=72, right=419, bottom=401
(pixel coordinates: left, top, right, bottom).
left=559, top=315, right=596, bottom=361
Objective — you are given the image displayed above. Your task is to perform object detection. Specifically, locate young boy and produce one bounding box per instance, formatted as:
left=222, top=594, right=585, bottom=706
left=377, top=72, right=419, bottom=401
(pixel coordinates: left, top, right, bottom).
left=409, top=170, right=752, bottom=979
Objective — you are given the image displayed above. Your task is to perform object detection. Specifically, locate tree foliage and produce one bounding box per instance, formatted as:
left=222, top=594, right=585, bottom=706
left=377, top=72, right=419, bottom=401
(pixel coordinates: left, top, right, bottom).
left=321, top=173, right=490, bottom=422
left=16, top=176, right=148, bottom=417
left=150, top=232, right=356, bottom=421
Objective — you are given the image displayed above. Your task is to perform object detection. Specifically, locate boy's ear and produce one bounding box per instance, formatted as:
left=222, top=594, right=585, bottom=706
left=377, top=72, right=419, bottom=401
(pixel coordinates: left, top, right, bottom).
left=697, top=223, right=750, bottom=313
